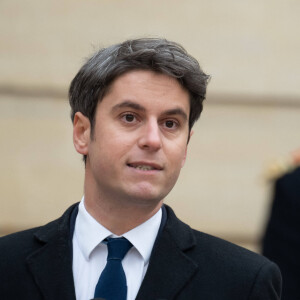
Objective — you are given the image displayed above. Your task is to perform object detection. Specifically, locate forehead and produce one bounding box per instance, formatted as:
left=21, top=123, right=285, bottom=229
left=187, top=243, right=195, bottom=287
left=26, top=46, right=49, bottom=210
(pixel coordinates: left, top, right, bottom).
left=101, top=70, right=190, bottom=112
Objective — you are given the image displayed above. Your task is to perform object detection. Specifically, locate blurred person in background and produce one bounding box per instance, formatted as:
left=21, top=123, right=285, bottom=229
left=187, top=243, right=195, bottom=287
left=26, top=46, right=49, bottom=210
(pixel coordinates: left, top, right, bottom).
left=263, top=149, right=300, bottom=300
left=0, top=38, right=281, bottom=300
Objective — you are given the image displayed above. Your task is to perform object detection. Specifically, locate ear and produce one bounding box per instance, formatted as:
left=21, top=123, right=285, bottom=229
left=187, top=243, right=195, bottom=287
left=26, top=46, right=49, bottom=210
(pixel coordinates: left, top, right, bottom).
left=181, top=130, right=194, bottom=168
left=181, top=147, right=188, bottom=168
left=73, top=112, right=91, bottom=155
left=181, top=130, right=193, bottom=168
left=188, top=130, right=194, bottom=143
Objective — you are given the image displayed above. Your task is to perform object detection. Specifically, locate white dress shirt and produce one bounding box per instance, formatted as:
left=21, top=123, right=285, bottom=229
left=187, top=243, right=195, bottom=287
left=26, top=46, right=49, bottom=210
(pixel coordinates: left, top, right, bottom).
left=72, top=198, right=162, bottom=300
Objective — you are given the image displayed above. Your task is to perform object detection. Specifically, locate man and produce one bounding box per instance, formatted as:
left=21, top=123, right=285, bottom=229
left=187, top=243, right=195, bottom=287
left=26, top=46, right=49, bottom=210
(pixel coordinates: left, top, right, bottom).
left=263, top=150, right=300, bottom=299
left=0, top=38, right=281, bottom=299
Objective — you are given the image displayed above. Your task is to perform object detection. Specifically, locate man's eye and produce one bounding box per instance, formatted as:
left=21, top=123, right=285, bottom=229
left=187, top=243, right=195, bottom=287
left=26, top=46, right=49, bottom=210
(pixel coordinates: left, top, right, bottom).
left=122, top=114, right=135, bottom=122
left=165, top=120, right=176, bottom=128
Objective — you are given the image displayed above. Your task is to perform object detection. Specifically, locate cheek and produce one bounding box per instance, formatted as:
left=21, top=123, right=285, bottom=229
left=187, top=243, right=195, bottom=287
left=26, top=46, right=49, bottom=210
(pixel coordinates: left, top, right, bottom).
left=97, top=137, right=133, bottom=165
left=166, top=139, right=187, bottom=165
left=166, top=151, right=186, bottom=177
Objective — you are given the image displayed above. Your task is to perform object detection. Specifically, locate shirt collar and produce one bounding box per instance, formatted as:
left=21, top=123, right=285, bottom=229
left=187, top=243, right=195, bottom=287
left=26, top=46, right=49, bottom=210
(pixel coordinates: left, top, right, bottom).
left=74, top=197, right=162, bottom=265
left=74, top=198, right=112, bottom=261
left=123, top=207, right=162, bottom=265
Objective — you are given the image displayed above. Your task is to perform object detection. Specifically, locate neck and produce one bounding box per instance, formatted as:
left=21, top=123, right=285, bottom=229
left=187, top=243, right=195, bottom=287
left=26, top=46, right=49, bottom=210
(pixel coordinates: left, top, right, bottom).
left=84, top=196, right=163, bottom=236
left=83, top=179, right=163, bottom=236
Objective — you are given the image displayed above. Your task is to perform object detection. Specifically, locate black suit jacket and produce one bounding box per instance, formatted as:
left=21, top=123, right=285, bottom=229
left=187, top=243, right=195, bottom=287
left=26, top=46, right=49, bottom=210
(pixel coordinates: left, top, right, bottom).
left=263, top=166, right=300, bottom=300
left=0, top=204, right=281, bottom=300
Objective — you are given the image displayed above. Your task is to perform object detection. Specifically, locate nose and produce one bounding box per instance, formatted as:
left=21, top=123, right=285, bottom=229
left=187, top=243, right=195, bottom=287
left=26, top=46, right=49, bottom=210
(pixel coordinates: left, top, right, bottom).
left=137, top=119, right=162, bottom=151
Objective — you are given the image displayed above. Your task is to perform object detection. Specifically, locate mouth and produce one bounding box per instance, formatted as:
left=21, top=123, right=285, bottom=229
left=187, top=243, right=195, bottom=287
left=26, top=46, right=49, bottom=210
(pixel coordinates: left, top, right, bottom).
left=127, top=162, right=163, bottom=171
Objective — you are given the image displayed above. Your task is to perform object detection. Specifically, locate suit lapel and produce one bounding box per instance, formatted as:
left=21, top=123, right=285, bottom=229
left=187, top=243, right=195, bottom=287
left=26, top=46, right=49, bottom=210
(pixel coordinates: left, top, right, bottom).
left=26, top=204, right=78, bottom=300
left=136, top=205, right=198, bottom=300
left=24, top=203, right=197, bottom=300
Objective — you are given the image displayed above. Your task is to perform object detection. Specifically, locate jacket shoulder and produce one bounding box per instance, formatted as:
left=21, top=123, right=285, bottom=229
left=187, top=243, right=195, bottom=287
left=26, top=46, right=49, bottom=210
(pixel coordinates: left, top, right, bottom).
left=0, top=204, right=78, bottom=299
left=191, top=229, right=271, bottom=267
left=163, top=205, right=281, bottom=299
left=190, top=229, right=281, bottom=298
left=0, top=227, right=43, bottom=259
left=0, top=203, right=77, bottom=264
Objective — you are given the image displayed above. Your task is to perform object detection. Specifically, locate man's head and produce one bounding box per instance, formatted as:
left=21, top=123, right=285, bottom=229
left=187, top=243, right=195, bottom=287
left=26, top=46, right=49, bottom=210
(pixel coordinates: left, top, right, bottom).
left=70, top=38, right=210, bottom=209
left=69, top=38, right=209, bottom=139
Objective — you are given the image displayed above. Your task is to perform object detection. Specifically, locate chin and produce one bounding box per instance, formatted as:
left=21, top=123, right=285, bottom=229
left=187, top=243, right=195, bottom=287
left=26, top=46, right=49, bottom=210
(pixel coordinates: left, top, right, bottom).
left=118, top=180, right=175, bottom=205
left=125, top=187, right=169, bottom=206
left=130, top=192, right=162, bottom=203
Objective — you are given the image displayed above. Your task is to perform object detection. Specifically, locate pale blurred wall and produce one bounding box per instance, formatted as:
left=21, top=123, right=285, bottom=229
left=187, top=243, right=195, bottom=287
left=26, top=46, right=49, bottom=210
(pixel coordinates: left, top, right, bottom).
left=1, top=0, right=300, bottom=251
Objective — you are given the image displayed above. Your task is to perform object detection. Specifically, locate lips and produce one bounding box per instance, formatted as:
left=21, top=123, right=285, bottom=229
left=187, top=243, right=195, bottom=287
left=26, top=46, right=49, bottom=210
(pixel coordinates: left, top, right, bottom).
left=127, top=162, right=163, bottom=171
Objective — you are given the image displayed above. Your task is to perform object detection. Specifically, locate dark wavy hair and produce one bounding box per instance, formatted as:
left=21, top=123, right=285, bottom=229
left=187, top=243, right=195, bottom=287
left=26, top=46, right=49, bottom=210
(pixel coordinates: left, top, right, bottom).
left=69, top=38, right=210, bottom=161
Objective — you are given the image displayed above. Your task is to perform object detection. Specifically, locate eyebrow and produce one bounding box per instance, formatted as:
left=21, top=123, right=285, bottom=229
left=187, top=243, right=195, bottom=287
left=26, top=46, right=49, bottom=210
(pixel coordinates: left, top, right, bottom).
left=112, top=100, right=188, bottom=120
left=164, top=108, right=188, bottom=120
left=111, top=101, right=146, bottom=113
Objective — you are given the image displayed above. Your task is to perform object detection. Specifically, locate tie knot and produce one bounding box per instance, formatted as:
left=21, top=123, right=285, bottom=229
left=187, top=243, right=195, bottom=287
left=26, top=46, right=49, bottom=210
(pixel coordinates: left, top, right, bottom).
left=106, top=237, right=132, bottom=261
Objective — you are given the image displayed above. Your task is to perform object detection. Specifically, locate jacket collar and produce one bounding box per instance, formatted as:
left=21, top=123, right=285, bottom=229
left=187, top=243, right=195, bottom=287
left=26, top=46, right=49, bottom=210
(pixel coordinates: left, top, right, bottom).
left=136, top=205, right=198, bottom=300
left=25, top=203, right=198, bottom=300
left=26, top=203, right=78, bottom=300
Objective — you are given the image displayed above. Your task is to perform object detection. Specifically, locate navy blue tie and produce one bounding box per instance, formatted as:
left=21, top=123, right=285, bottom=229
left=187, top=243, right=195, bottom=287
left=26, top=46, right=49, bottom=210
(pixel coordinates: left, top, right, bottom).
left=94, top=237, right=132, bottom=300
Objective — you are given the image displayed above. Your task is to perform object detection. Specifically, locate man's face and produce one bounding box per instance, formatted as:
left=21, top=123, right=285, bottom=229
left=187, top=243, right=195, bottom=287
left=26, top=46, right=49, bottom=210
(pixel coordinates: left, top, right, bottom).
left=81, top=70, right=190, bottom=207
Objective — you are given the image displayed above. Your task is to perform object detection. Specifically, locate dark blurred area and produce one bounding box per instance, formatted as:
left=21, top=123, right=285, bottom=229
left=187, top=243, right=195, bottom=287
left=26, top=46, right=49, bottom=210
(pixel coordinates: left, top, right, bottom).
left=263, top=151, right=300, bottom=299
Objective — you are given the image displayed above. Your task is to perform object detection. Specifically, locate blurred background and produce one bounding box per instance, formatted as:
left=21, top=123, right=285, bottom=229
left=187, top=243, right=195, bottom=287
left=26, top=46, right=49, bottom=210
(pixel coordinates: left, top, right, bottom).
left=1, top=0, right=299, bottom=252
